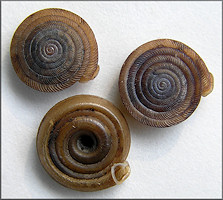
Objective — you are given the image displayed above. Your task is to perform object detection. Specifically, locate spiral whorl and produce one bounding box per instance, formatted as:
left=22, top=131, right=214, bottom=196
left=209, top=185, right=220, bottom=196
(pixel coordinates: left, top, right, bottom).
left=10, top=8, right=98, bottom=92
left=119, top=39, right=214, bottom=127
left=37, top=95, right=131, bottom=191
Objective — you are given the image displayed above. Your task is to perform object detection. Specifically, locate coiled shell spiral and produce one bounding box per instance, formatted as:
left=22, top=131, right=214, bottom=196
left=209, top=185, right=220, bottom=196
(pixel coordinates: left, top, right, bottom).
left=119, top=39, right=214, bottom=127
left=10, top=8, right=99, bottom=92
left=36, top=95, right=131, bottom=191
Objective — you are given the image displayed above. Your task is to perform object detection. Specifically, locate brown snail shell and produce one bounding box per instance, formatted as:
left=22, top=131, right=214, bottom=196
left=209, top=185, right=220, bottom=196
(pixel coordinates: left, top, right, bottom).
left=119, top=39, right=214, bottom=128
left=10, top=8, right=99, bottom=92
left=36, top=95, right=131, bottom=191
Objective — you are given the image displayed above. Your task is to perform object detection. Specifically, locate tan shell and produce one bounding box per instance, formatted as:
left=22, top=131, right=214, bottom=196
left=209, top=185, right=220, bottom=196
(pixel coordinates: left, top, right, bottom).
left=119, top=39, right=214, bottom=128
left=10, top=8, right=99, bottom=92
left=36, top=95, right=131, bottom=191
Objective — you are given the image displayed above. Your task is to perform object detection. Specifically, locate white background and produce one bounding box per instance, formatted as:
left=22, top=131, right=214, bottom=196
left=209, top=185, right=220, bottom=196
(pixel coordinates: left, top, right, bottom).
left=2, top=1, right=222, bottom=198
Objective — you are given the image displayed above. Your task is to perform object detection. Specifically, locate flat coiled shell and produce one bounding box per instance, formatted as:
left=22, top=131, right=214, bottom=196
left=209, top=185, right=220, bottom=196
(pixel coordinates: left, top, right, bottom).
left=36, top=95, right=131, bottom=191
left=10, top=8, right=99, bottom=92
left=119, top=39, right=214, bottom=128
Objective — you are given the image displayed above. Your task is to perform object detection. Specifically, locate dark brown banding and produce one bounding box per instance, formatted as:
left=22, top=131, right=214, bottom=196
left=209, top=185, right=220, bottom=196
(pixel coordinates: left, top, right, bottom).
left=10, top=8, right=99, bottom=92
left=119, top=39, right=214, bottom=127
left=36, top=95, right=131, bottom=191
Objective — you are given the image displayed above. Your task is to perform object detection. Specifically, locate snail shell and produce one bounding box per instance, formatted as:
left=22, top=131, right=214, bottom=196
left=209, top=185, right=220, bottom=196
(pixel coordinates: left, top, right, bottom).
left=10, top=8, right=99, bottom=92
left=119, top=39, right=214, bottom=128
left=36, top=95, right=131, bottom=191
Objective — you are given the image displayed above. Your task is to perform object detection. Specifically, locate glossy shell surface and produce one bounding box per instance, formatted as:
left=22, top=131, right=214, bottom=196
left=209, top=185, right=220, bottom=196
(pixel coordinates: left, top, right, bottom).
left=10, top=8, right=99, bottom=92
left=119, top=39, right=214, bottom=127
left=36, top=95, right=131, bottom=191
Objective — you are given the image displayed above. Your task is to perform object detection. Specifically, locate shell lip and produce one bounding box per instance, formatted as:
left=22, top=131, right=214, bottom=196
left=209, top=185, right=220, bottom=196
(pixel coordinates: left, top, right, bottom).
left=36, top=95, right=131, bottom=191
left=119, top=38, right=212, bottom=127
left=10, top=8, right=99, bottom=92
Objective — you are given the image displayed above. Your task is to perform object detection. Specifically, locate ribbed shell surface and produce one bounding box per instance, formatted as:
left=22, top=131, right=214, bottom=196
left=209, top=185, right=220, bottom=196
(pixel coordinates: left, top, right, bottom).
left=10, top=8, right=98, bottom=92
left=119, top=39, right=214, bottom=127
